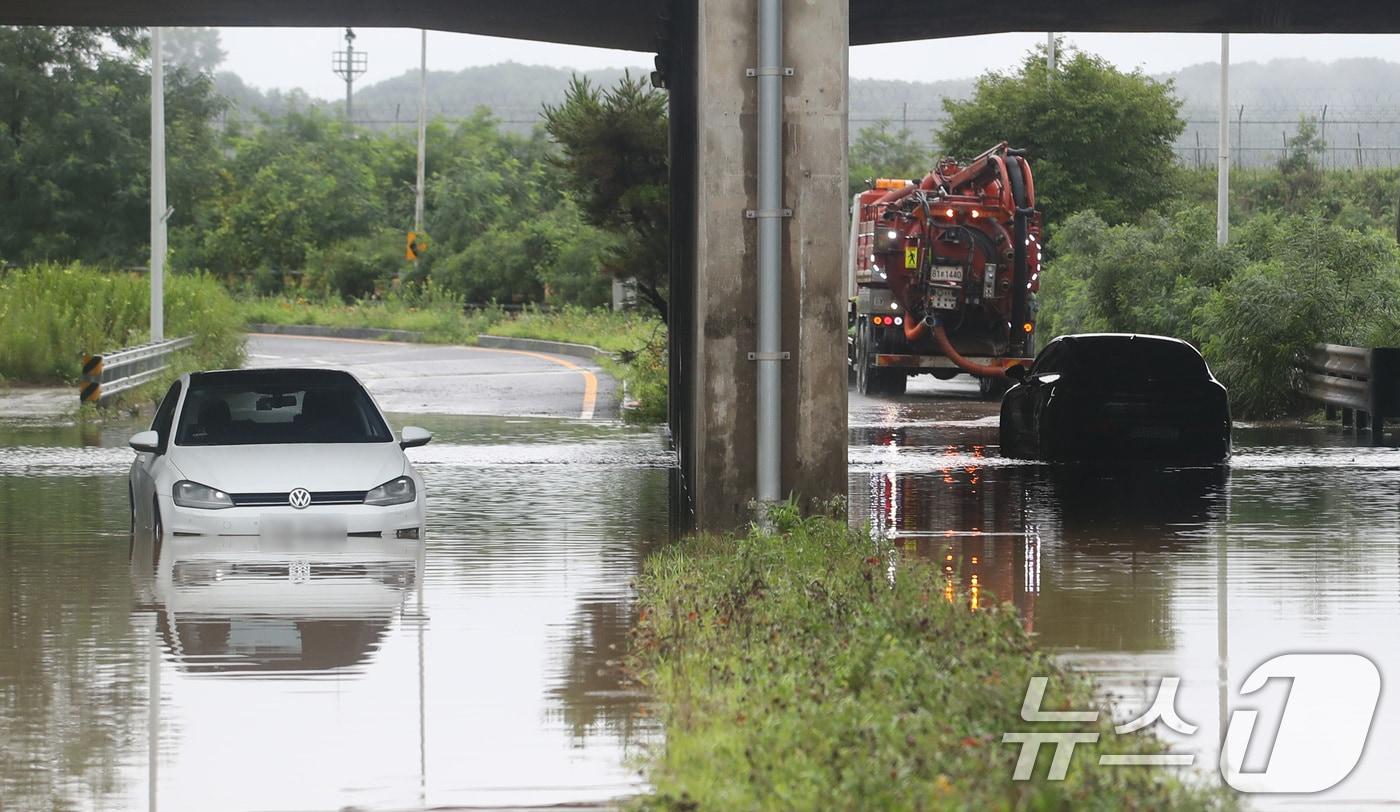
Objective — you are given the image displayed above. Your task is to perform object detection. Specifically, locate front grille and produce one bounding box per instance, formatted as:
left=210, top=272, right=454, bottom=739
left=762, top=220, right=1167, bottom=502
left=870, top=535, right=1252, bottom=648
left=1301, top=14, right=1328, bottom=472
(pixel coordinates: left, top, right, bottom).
left=228, top=490, right=368, bottom=507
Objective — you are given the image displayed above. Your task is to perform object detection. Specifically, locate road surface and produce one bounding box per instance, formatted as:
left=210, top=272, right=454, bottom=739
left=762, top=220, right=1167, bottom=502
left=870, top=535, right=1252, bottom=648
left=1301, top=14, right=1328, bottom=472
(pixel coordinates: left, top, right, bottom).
left=245, top=333, right=616, bottom=420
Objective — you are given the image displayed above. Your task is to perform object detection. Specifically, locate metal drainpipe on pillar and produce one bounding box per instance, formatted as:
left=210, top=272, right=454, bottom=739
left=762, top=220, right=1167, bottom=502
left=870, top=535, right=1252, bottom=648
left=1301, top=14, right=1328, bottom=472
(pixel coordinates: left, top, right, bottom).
left=753, top=0, right=786, bottom=520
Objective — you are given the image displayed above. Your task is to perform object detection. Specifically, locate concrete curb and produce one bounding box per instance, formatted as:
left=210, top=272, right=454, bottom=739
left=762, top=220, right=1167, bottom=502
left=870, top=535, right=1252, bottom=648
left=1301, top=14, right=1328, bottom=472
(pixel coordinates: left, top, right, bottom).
left=246, top=323, right=426, bottom=343
left=477, top=335, right=614, bottom=365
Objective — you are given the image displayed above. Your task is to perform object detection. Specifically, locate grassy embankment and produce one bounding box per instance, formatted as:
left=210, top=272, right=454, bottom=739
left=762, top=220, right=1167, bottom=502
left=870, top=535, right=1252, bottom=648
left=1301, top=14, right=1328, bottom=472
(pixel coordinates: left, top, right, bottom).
left=241, top=292, right=668, bottom=422
left=0, top=263, right=244, bottom=399
left=630, top=505, right=1236, bottom=810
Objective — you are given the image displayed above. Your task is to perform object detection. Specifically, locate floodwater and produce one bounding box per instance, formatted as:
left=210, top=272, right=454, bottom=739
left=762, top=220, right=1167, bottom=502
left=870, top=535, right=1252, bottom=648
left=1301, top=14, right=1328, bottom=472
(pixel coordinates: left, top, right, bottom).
left=850, top=378, right=1400, bottom=807
left=6, top=375, right=1400, bottom=809
left=0, top=413, right=670, bottom=811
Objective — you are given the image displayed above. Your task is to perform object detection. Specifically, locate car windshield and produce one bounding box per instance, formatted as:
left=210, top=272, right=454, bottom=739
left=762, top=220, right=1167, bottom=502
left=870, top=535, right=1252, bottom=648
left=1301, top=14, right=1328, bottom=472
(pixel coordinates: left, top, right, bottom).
left=1065, top=337, right=1209, bottom=382
left=174, top=371, right=393, bottom=446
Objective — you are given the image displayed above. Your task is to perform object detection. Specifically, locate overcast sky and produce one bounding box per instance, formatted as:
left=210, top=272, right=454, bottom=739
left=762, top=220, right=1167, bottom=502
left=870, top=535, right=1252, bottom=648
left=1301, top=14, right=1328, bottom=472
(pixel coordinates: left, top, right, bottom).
left=218, top=27, right=1400, bottom=100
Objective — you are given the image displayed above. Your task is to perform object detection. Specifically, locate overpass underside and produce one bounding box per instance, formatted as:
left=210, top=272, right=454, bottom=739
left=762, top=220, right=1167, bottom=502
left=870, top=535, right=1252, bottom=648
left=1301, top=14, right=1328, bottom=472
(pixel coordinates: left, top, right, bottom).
left=8, top=2, right=1400, bottom=530
left=8, top=2, right=1400, bottom=47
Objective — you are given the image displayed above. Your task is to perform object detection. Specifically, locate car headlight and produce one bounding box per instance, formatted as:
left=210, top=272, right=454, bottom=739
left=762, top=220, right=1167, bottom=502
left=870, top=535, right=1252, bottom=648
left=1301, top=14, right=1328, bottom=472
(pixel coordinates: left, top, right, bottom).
left=173, top=480, right=234, bottom=510
left=365, top=476, right=416, bottom=506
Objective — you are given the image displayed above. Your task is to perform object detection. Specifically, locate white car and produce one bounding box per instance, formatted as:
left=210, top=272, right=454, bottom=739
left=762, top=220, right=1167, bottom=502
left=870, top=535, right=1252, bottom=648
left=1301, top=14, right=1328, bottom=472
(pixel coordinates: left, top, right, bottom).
left=128, top=368, right=430, bottom=541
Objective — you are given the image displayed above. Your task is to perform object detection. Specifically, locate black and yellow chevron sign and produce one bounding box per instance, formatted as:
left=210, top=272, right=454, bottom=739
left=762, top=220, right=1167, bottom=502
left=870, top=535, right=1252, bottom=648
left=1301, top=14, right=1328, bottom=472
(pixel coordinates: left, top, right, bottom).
left=79, top=354, right=103, bottom=404
left=405, top=231, right=428, bottom=261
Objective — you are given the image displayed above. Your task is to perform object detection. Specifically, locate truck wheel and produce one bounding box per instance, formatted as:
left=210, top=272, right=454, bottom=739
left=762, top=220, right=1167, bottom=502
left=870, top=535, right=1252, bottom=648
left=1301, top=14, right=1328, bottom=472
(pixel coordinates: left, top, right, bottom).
left=856, top=320, right=868, bottom=392
left=856, top=321, right=876, bottom=396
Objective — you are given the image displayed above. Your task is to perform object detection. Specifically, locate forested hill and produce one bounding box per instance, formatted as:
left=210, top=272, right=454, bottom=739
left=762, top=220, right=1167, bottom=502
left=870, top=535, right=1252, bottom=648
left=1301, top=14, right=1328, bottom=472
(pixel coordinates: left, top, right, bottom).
left=216, top=57, right=1400, bottom=164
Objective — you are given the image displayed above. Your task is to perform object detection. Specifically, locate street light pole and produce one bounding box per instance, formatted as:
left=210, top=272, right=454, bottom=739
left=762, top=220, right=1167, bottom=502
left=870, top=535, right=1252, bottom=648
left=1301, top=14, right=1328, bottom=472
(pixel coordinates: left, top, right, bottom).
left=1217, top=33, right=1230, bottom=246
left=415, top=30, right=427, bottom=238
left=150, top=27, right=166, bottom=342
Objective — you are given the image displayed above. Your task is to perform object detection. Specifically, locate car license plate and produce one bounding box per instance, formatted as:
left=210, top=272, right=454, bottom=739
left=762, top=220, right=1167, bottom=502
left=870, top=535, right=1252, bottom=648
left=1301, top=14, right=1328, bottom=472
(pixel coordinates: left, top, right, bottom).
left=260, top=515, right=347, bottom=541
left=930, top=289, right=959, bottom=311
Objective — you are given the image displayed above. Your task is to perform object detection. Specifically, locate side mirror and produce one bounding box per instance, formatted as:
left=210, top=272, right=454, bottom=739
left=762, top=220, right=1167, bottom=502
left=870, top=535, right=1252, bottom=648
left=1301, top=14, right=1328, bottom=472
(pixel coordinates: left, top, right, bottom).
left=129, top=430, right=161, bottom=454
left=400, top=426, right=432, bottom=449
left=1004, top=365, right=1028, bottom=384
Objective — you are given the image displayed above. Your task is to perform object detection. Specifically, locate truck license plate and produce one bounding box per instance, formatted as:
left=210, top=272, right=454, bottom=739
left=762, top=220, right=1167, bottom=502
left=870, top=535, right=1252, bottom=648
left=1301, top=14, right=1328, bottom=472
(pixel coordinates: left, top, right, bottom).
left=930, top=290, right=959, bottom=310
left=930, top=265, right=963, bottom=283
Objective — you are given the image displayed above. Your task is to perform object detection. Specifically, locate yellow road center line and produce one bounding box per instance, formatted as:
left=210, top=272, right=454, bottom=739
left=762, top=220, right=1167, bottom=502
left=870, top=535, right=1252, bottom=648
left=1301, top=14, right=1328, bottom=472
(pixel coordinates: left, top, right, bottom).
left=248, top=334, right=599, bottom=419
left=488, top=348, right=597, bottom=420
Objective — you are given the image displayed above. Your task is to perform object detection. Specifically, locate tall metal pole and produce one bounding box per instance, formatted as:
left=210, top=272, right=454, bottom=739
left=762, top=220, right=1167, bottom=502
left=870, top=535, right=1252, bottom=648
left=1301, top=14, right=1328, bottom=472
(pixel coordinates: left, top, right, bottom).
left=150, top=27, right=166, bottom=342
left=755, top=0, right=784, bottom=508
left=1046, top=32, right=1056, bottom=77
left=415, top=30, right=427, bottom=237
left=1217, top=34, right=1230, bottom=246
left=345, top=33, right=354, bottom=125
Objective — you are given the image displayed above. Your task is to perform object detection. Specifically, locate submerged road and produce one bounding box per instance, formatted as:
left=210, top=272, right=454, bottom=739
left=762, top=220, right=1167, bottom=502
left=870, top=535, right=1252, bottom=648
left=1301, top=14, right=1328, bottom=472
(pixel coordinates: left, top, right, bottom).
left=245, top=334, right=616, bottom=420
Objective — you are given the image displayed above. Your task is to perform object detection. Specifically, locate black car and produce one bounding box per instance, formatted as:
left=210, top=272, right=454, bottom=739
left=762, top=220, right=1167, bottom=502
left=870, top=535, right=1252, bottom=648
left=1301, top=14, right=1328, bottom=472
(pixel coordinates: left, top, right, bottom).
left=999, top=333, right=1231, bottom=462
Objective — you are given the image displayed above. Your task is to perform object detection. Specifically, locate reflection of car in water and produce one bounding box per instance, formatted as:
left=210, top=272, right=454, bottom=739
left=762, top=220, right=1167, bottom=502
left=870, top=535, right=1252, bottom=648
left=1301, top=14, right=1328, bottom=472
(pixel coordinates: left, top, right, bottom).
left=131, top=533, right=424, bottom=674
left=1000, top=334, right=1231, bottom=463
left=855, top=449, right=1228, bottom=642
left=858, top=443, right=1041, bottom=631
left=127, top=368, right=431, bottom=542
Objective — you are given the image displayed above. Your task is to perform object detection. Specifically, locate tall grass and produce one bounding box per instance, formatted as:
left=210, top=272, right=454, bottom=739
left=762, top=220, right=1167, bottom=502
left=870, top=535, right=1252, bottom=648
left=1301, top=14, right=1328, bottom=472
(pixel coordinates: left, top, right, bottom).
left=631, top=506, right=1238, bottom=810
left=0, top=264, right=244, bottom=386
left=239, top=282, right=502, bottom=344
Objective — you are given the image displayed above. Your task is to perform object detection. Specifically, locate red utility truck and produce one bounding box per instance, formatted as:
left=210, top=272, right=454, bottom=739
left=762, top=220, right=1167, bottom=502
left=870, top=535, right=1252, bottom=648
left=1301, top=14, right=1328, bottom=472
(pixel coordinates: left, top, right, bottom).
left=848, top=142, right=1043, bottom=398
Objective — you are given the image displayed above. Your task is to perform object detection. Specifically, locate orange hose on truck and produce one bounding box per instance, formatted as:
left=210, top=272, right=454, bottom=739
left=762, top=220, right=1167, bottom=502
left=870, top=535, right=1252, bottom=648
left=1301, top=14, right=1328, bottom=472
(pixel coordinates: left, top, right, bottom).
left=848, top=142, right=1043, bottom=398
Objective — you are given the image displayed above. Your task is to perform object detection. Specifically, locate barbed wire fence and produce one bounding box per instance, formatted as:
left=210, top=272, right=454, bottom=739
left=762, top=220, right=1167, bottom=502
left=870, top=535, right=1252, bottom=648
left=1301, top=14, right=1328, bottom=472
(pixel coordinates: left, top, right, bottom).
left=263, top=97, right=1400, bottom=171
left=848, top=103, right=1400, bottom=170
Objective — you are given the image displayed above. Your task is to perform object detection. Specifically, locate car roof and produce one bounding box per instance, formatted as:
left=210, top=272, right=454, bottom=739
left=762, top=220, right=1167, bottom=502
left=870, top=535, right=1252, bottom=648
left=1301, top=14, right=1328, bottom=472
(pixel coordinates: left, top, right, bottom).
left=186, top=368, right=363, bottom=386
left=1048, top=333, right=1201, bottom=353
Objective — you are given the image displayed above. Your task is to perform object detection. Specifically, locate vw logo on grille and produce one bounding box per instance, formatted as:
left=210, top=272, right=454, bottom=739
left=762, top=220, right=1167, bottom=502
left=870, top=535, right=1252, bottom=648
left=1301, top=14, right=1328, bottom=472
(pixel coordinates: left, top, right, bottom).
left=288, top=488, right=312, bottom=509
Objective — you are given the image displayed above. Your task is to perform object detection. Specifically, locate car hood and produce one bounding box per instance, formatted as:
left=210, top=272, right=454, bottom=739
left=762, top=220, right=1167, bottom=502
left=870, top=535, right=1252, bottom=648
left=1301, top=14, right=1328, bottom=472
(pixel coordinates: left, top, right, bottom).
left=168, top=443, right=406, bottom=493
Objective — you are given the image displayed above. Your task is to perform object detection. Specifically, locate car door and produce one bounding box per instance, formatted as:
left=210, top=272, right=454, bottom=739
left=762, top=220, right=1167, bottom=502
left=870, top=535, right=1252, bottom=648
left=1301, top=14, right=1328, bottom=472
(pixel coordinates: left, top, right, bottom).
left=133, top=380, right=182, bottom=528
left=1008, top=342, right=1064, bottom=446
left=1019, top=341, right=1069, bottom=456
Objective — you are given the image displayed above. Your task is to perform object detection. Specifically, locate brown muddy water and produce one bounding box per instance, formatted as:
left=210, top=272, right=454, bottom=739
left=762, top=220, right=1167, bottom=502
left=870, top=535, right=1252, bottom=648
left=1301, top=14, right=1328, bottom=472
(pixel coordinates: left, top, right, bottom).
left=0, top=413, right=670, bottom=811
left=850, top=377, right=1400, bottom=808
left=4, top=376, right=1400, bottom=809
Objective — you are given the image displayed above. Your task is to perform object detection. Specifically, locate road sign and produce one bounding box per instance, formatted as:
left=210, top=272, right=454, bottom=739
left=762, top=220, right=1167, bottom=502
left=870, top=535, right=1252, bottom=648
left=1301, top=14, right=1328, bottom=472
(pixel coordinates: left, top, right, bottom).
left=405, top=231, right=427, bottom=261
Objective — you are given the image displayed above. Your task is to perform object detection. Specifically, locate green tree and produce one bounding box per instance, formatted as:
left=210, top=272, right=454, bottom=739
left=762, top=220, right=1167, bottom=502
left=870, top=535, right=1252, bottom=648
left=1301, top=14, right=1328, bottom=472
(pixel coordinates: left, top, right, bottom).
left=939, top=42, right=1184, bottom=230
left=542, top=73, right=669, bottom=321
left=162, top=27, right=226, bottom=75
left=1040, top=205, right=1400, bottom=418
left=177, top=109, right=414, bottom=282
left=848, top=120, right=930, bottom=196
left=0, top=26, right=225, bottom=266
left=1277, top=116, right=1326, bottom=206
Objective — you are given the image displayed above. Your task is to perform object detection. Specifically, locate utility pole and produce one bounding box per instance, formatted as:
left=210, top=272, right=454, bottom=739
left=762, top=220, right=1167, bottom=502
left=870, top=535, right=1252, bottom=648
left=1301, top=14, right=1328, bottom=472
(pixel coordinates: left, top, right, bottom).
left=332, top=28, right=367, bottom=127
left=415, top=30, right=427, bottom=240
left=150, top=27, right=166, bottom=341
left=1217, top=33, right=1230, bottom=246
left=1046, top=32, right=1056, bottom=78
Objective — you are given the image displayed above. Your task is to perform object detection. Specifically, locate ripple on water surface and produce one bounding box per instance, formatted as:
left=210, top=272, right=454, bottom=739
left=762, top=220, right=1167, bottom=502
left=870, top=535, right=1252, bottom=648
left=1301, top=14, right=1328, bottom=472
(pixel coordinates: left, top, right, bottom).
left=0, top=414, right=669, bottom=811
left=851, top=416, right=1400, bottom=808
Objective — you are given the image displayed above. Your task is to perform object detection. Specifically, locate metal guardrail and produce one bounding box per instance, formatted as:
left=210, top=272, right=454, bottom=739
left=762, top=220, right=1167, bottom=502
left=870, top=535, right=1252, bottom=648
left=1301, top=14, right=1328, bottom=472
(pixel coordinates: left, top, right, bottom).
left=79, top=336, right=194, bottom=405
left=1301, top=343, right=1400, bottom=444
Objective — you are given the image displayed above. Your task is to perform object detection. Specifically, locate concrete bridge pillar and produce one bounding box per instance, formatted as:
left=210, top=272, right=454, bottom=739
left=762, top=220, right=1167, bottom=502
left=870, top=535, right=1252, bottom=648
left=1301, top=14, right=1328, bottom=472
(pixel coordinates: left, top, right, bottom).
left=668, top=0, right=849, bottom=530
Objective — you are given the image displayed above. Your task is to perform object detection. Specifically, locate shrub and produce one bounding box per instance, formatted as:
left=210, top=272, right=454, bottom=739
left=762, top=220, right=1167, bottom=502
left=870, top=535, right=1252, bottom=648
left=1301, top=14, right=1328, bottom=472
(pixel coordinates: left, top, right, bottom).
left=1040, top=207, right=1400, bottom=418
left=304, top=228, right=410, bottom=302
left=0, top=264, right=243, bottom=385
left=1039, top=207, right=1237, bottom=340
